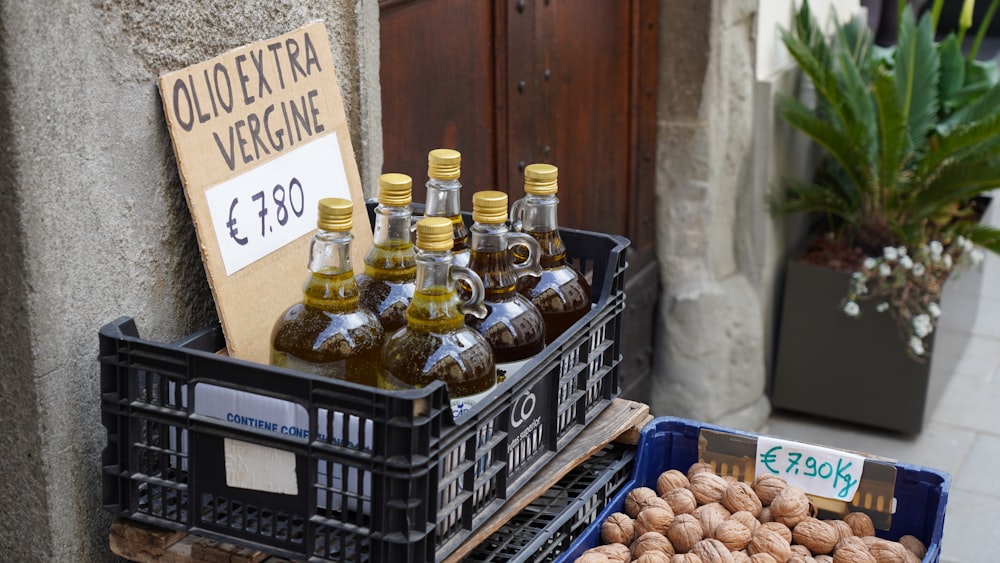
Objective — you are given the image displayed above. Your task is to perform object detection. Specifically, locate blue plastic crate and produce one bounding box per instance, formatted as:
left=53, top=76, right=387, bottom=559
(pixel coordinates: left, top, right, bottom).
left=557, top=417, right=950, bottom=563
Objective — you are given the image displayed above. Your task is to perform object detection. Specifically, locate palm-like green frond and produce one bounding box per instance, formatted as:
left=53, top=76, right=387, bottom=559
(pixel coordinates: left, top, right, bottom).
left=910, top=160, right=1000, bottom=219
left=918, top=112, right=1000, bottom=179
left=893, top=8, right=940, bottom=154
left=776, top=94, right=870, bottom=195
left=872, top=68, right=906, bottom=197
left=964, top=224, right=1000, bottom=256
left=937, top=34, right=965, bottom=107
left=767, top=177, right=857, bottom=223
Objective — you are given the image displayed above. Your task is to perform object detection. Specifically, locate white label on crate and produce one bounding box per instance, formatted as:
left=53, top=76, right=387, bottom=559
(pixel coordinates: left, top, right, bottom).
left=193, top=382, right=373, bottom=511
left=755, top=436, right=865, bottom=501
left=224, top=438, right=298, bottom=495
left=204, top=133, right=352, bottom=276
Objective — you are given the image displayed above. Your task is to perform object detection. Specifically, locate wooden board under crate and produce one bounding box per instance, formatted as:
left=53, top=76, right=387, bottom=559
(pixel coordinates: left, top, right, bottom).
left=109, top=398, right=651, bottom=563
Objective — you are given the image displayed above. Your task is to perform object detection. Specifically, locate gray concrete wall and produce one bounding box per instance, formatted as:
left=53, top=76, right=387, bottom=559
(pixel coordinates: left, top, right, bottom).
left=0, top=1, right=381, bottom=559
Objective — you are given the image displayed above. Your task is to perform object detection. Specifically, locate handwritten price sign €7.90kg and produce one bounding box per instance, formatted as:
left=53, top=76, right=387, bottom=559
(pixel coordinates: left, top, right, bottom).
left=755, top=436, right=865, bottom=501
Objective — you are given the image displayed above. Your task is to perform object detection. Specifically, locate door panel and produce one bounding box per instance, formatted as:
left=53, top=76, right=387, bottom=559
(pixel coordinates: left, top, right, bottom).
left=379, top=0, right=500, bottom=210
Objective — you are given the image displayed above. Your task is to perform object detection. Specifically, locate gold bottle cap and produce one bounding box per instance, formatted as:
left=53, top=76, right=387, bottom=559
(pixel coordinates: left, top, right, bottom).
left=472, top=190, right=508, bottom=224
left=524, top=163, right=558, bottom=195
left=317, top=197, right=353, bottom=232
left=378, top=173, right=413, bottom=206
left=428, top=148, right=462, bottom=180
left=416, top=217, right=454, bottom=251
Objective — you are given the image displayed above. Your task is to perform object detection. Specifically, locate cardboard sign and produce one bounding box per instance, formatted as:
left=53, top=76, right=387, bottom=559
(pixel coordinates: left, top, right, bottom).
left=158, top=22, right=372, bottom=364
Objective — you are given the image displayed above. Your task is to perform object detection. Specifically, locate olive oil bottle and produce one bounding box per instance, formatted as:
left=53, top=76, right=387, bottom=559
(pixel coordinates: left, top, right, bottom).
left=511, top=163, right=592, bottom=344
left=424, top=148, right=470, bottom=267
left=466, top=190, right=546, bottom=379
left=270, top=198, right=384, bottom=387
left=380, top=217, right=496, bottom=418
left=356, top=173, right=417, bottom=333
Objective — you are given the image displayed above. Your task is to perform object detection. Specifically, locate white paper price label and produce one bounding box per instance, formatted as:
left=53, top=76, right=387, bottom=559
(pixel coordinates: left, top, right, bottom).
left=755, top=436, right=865, bottom=501
left=204, top=133, right=351, bottom=275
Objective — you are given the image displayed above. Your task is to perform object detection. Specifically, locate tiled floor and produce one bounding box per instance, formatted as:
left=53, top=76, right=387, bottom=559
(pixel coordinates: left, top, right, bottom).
left=763, top=199, right=1000, bottom=562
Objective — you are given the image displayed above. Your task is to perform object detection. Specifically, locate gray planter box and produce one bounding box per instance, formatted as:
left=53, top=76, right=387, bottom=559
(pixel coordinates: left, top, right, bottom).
left=771, top=253, right=984, bottom=434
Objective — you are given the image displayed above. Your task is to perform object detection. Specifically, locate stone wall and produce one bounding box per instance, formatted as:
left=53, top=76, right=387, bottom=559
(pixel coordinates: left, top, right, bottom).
left=650, top=0, right=771, bottom=430
left=0, top=1, right=381, bottom=559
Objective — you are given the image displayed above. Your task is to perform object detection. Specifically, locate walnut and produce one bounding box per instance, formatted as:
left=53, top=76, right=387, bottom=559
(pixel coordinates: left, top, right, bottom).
left=790, top=544, right=812, bottom=557
left=691, top=538, right=735, bottom=563
left=898, top=535, right=926, bottom=560
left=732, top=551, right=752, bottom=563
left=574, top=552, right=611, bottom=563
left=693, top=503, right=731, bottom=537
left=751, top=474, right=787, bottom=506
left=601, top=512, right=635, bottom=545
left=689, top=472, right=729, bottom=505
left=671, top=554, right=705, bottom=563
left=635, top=552, right=673, bottom=563
left=636, top=506, right=676, bottom=536
left=758, top=506, right=772, bottom=523
left=842, top=512, right=875, bottom=537
left=747, top=525, right=791, bottom=563
left=824, top=519, right=853, bottom=543
left=722, top=482, right=763, bottom=517
left=860, top=536, right=881, bottom=548
left=748, top=555, right=778, bottom=563
left=627, top=487, right=663, bottom=518
left=769, top=486, right=811, bottom=528
left=688, top=462, right=714, bottom=479
left=867, top=539, right=912, bottom=562
left=761, top=521, right=792, bottom=544
left=632, top=532, right=677, bottom=559
left=814, top=556, right=834, bottom=563
left=834, top=536, right=867, bottom=552
left=729, top=511, right=760, bottom=533
left=712, top=519, right=751, bottom=551
left=664, top=487, right=699, bottom=515
left=792, top=517, right=839, bottom=555
left=658, top=469, right=691, bottom=495
left=832, top=542, right=876, bottom=563
left=592, top=542, right=632, bottom=563
left=668, top=514, right=705, bottom=554
left=787, top=555, right=818, bottom=563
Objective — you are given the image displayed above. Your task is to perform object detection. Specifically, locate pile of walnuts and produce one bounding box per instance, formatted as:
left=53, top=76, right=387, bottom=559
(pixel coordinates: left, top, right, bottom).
left=574, top=461, right=927, bottom=563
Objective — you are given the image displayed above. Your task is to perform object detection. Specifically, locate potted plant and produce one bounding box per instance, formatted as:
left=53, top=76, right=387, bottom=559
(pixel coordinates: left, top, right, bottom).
left=769, top=0, right=1000, bottom=433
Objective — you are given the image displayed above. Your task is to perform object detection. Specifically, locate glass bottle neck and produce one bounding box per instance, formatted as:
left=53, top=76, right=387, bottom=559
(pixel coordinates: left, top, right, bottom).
left=520, top=193, right=560, bottom=233
left=414, top=250, right=455, bottom=292
left=310, top=229, right=354, bottom=274
left=517, top=193, right=566, bottom=267
left=304, top=229, right=358, bottom=310
left=470, top=221, right=508, bottom=251
left=425, top=178, right=462, bottom=218
left=371, top=203, right=412, bottom=247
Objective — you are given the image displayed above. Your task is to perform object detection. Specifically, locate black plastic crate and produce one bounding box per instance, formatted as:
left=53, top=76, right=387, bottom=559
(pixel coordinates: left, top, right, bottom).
left=100, top=225, right=628, bottom=563
left=463, top=443, right=635, bottom=563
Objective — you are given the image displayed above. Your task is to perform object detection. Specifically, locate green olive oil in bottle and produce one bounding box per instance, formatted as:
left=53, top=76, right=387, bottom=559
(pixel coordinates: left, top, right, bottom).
left=380, top=217, right=496, bottom=418
left=511, top=164, right=592, bottom=344
left=467, top=190, right=546, bottom=379
left=357, top=173, right=417, bottom=334
left=270, top=197, right=384, bottom=387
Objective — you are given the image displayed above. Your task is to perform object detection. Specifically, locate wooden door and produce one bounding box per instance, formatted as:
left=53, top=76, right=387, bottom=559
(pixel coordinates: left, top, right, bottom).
left=379, top=0, right=658, bottom=397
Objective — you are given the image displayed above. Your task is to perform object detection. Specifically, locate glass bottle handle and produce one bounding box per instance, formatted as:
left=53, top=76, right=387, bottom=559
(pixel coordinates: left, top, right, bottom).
left=507, top=232, right=543, bottom=278
left=509, top=197, right=526, bottom=232
left=451, top=265, right=488, bottom=319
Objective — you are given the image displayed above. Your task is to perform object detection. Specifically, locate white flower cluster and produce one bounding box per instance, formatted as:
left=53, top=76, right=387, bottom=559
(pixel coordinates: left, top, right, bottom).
left=842, top=239, right=986, bottom=359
